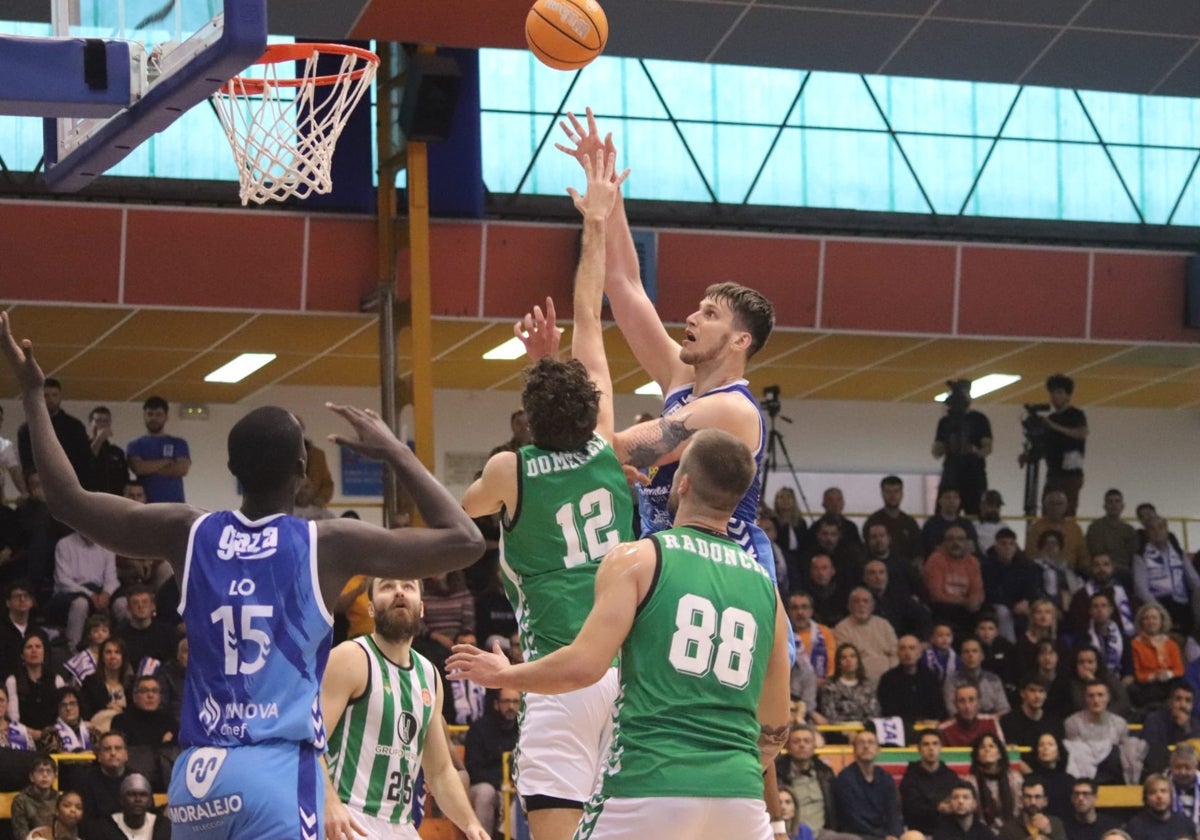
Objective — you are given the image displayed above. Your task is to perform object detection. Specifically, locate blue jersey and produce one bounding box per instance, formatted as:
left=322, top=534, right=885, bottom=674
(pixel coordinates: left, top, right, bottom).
left=178, top=510, right=332, bottom=748
left=638, top=380, right=769, bottom=560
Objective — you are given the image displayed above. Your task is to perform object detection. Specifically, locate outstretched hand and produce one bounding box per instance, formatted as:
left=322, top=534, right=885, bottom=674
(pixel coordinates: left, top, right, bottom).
left=324, top=796, right=368, bottom=840
left=555, top=107, right=617, bottom=175
left=326, top=403, right=403, bottom=461
left=0, top=312, right=46, bottom=395
left=446, top=641, right=512, bottom=688
left=567, top=148, right=630, bottom=220
left=513, top=297, right=563, bottom=362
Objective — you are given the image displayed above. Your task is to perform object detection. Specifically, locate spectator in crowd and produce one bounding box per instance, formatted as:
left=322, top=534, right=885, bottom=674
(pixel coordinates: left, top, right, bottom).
left=923, top=623, right=960, bottom=687
left=47, top=529, right=118, bottom=649
left=157, top=635, right=187, bottom=724
left=1064, top=778, right=1119, bottom=840
left=1030, top=531, right=1079, bottom=613
left=833, top=729, right=902, bottom=840
left=1014, top=599, right=1064, bottom=680
left=422, top=570, right=476, bottom=653
left=62, top=613, right=111, bottom=687
left=938, top=684, right=1004, bottom=748
left=932, top=380, right=992, bottom=517
left=775, top=724, right=850, bottom=840
left=114, top=585, right=175, bottom=675
left=1037, top=374, right=1088, bottom=517
left=806, top=553, right=849, bottom=628
left=1027, top=491, right=1087, bottom=576
left=1000, top=676, right=1065, bottom=763
left=14, top=471, right=69, bottom=602
left=91, top=772, right=171, bottom=840
left=4, top=630, right=62, bottom=735
left=1123, top=775, right=1197, bottom=840
left=924, top=525, right=985, bottom=638
left=975, top=614, right=1018, bottom=689
left=1133, top=517, right=1200, bottom=637
left=1078, top=591, right=1132, bottom=681
left=981, top=528, right=1041, bottom=644
left=933, top=781, right=996, bottom=840
left=0, top=683, right=35, bottom=749
left=1032, top=641, right=1065, bottom=700
left=772, top=486, right=809, bottom=567
left=975, top=490, right=1014, bottom=556
left=1064, top=681, right=1128, bottom=785
left=809, top=487, right=862, bottom=547
left=966, top=732, right=1023, bottom=832
left=1025, top=733, right=1075, bottom=821
left=1142, top=685, right=1200, bottom=775
left=790, top=592, right=836, bottom=685
left=901, top=729, right=961, bottom=836
left=17, top=377, right=94, bottom=490
left=465, top=688, right=520, bottom=838
left=78, top=730, right=131, bottom=835
left=87, top=406, right=129, bottom=496
left=125, top=395, right=190, bottom=503
left=791, top=654, right=818, bottom=723
left=758, top=514, right=791, bottom=595
left=489, top=409, right=532, bottom=456
left=113, top=479, right=173, bottom=598
left=778, top=788, right=802, bottom=840
left=997, top=778, right=1066, bottom=840
left=815, top=643, right=880, bottom=727
left=1085, top=490, right=1137, bottom=586
left=1059, top=645, right=1131, bottom=720
left=111, top=675, right=175, bottom=749
left=1066, top=554, right=1135, bottom=638
left=0, top=578, right=39, bottom=680
left=1134, top=504, right=1187, bottom=555
left=0, top=404, right=29, bottom=503
left=0, top=488, right=27, bottom=590
left=1165, top=744, right=1200, bottom=836
left=805, top=517, right=865, bottom=588
left=10, top=752, right=58, bottom=839
left=879, top=634, right=946, bottom=728
left=40, top=686, right=95, bottom=754
left=923, top=489, right=979, bottom=558
left=1130, top=602, right=1185, bottom=708
left=863, top=475, right=924, bottom=564
left=27, top=789, right=83, bottom=840
left=944, top=637, right=1010, bottom=717
left=80, top=638, right=132, bottom=720
left=834, top=587, right=898, bottom=684
left=862, top=557, right=929, bottom=639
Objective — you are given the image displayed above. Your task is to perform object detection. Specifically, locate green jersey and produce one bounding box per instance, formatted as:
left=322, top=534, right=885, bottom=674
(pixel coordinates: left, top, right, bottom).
left=501, top=434, right=634, bottom=661
left=326, top=637, right=437, bottom=824
left=601, top=525, right=778, bottom=799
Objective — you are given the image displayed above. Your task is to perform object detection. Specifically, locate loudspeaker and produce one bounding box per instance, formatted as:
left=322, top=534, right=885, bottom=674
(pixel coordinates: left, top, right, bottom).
left=1186, top=255, right=1200, bottom=328
left=398, top=53, right=461, bottom=143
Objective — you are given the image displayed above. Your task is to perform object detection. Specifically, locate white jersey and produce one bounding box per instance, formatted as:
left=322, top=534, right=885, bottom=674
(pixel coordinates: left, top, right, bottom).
left=326, top=636, right=438, bottom=825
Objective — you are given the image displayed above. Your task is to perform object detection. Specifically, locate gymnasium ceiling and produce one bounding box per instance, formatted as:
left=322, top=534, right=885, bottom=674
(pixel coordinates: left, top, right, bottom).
left=10, top=303, right=1200, bottom=409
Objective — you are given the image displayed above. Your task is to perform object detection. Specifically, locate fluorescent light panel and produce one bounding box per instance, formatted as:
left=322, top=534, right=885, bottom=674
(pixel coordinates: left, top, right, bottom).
left=934, top=373, right=1021, bottom=402
left=635, top=381, right=663, bottom=396
left=482, top=337, right=526, bottom=360
left=204, top=353, right=276, bottom=383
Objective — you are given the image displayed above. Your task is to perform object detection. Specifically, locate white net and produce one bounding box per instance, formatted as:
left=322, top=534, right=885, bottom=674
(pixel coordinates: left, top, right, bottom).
left=211, top=45, right=378, bottom=205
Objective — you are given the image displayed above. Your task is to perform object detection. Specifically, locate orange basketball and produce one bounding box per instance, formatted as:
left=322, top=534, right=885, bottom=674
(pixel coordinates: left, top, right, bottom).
left=525, top=0, right=608, bottom=71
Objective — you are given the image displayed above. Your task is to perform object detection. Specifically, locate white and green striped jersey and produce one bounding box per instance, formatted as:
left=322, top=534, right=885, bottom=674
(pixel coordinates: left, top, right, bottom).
left=326, top=636, right=438, bottom=824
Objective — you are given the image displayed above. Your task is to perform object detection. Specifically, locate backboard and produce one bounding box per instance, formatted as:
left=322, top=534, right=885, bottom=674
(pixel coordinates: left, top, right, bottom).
left=41, top=0, right=266, bottom=191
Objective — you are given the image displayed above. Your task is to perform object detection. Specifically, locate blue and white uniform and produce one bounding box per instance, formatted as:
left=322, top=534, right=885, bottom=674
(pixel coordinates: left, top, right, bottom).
left=168, top=510, right=332, bottom=840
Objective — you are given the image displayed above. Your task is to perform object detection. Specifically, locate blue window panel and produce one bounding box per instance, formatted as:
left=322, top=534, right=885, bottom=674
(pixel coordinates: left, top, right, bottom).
left=894, top=134, right=994, bottom=215
left=561, top=57, right=667, bottom=120
left=1077, top=89, right=1200, bottom=149
left=0, top=115, right=46, bottom=171
left=1171, top=166, right=1200, bottom=226
left=750, top=127, right=928, bottom=213
left=479, top=50, right=547, bottom=113
left=788, top=72, right=889, bottom=132
left=480, top=111, right=554, bottom=193
left=646, top=59, right=802, bottom=125
left=1000, top=86, right=1095, bottom=142
left=1108, top=146, right=1200, bottom=224
left=106, top=101, right=236, bottom=179
left=972, top=140, right=1140, bottom=223
left=865, top=75, right=1020, bottom=137
left=614, top=117, right=712, bottom=201
left=677, top=122, right=782, bottom=203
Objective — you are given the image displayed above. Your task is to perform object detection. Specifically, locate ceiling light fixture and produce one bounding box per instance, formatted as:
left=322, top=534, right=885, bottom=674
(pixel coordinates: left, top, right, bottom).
left=635, top=381, right=663, bottom=396
left=934, top=373, right=1021, bottom=402
left=482, top=337, right=527, bottom=360
left=204, top=353, right=277, bottom=383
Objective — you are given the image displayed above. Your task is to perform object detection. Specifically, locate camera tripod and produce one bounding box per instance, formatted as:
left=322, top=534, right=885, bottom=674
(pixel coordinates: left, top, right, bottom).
left=761, top=404, right=810, bottom=515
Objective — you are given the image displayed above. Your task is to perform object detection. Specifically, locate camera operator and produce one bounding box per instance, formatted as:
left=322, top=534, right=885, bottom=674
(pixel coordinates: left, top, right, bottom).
left=932, top=380, right=992, bottom=517
left=1040, top=373, right=1089, bottom=516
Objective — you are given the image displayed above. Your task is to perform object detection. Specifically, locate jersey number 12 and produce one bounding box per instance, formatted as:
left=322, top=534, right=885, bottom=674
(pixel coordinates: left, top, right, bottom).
left=554, top=488, right=620, bottom=568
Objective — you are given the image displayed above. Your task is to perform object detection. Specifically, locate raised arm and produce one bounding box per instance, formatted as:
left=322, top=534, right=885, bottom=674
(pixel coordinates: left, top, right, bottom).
left=461, top=451, right=517, bottom=519
left=316, top=404, right=485, bottom=609
left=612, top=388, right=762, bottom=470
left=422, top=674, right=490, bottom=840
left=758, top=592, right=792, bottom=768
left=0, top=313, right=199, bottom=568
left=568, top=147, right=628, bottom=442
left=557, top=109, right=690, bottom=393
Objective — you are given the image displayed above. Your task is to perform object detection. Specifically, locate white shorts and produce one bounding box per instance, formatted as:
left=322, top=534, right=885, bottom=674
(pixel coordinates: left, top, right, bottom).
left=575, top=796, right=771, bottom=840
left=516, top=666, right=619, bottom=805
left=346, top=807, right=420, bottom=840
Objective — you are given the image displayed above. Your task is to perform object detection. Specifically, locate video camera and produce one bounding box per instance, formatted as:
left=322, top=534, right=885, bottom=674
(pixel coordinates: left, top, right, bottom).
left=944, top=379, right=971, bottom=415
left=760, top=385, right=782, bottom=419
left=1021, top=402, right=1051, bottom=461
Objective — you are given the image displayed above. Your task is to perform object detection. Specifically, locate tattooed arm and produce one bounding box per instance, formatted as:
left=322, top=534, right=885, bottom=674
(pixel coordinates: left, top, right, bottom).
left=612, top=390, right=763, bottom=469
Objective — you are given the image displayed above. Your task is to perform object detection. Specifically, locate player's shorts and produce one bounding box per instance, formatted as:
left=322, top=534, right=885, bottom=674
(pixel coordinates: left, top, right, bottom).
left=345, top=806, right=421, bottom=840
left=168, top=741, right=322, bottom=840
left=574, top=796, right=771, bottom=840
left=515, top=666, right=618, bottom=806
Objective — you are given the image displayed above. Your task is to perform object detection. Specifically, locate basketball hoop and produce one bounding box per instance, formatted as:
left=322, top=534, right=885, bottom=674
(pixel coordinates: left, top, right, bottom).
left=212, top=42, right=379, bottom=205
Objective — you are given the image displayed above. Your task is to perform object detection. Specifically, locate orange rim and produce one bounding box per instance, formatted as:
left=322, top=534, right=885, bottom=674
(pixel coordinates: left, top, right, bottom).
left=222, top=43, right=379, bottom=94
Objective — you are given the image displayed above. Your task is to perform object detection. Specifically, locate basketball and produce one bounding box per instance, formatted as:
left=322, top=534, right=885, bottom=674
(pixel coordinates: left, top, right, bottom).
left=525, top=0, right=608, bottom=71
